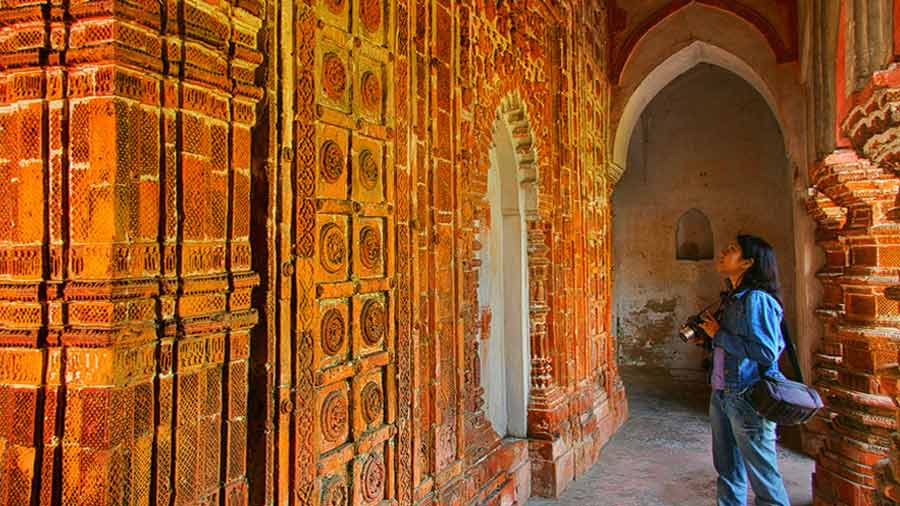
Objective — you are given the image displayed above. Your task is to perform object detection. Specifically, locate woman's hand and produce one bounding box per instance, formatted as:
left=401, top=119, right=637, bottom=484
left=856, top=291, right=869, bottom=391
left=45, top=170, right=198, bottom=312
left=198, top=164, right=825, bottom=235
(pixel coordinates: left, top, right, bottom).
left=699, top=311, right=720, bottom=338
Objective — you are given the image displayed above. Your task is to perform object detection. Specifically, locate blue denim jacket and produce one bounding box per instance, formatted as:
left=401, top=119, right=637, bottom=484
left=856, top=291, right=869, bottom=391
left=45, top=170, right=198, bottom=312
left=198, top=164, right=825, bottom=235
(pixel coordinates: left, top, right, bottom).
left=713, top=288, right=786, bottom=391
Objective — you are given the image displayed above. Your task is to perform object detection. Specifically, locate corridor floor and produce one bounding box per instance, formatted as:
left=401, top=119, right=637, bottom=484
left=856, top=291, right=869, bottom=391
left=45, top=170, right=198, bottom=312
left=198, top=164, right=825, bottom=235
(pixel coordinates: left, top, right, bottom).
left=529, top=368, right=813, bottom=506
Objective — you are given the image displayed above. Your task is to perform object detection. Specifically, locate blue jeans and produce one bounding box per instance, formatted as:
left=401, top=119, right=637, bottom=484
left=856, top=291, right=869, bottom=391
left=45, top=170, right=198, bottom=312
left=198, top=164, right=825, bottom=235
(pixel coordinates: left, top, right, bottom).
left=710, top=390, right=790, bottom=506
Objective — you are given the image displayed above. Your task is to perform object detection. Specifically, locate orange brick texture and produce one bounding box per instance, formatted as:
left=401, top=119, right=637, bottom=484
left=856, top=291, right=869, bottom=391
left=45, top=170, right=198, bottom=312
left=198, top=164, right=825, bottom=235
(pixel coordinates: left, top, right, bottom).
left=0, top=0, right=626, bottom=505
left=0, top=0, right=262, bottom=502
left=808, top=69, right=900, bottom=506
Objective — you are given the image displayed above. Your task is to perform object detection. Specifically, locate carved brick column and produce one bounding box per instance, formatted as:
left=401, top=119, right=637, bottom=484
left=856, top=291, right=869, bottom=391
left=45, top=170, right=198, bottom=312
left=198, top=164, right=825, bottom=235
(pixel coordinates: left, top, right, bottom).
left=602, top=186, right=627, bottom=415
left=839, top=69, right=900, bottom=506
left=0, top=0, right=263, bottom=502
left=0, top=0, right=171, bottom=502
left=804, top=188, right=847, bottom=461
left=526, top=221, right=570, bottom=497
left=463, top=237, right=502, bottom=467
left=806, top=149, right=900, bottom=506
left=0, top=16, right=62, bottom=499
left=161, top=0, right=264, bottom=502
left=526, top=223, right=563, bottom=407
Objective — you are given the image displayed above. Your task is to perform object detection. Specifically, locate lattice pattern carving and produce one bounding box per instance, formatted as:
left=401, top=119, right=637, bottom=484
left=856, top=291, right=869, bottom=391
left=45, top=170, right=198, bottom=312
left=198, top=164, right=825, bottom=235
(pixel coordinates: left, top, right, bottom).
left=0, top=0, right=263, bottom=501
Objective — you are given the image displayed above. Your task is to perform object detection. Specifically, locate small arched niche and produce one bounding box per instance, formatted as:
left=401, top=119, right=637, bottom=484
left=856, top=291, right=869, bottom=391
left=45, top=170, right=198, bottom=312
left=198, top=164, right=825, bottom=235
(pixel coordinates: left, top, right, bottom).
left=676, top=209, right=714, bottom=261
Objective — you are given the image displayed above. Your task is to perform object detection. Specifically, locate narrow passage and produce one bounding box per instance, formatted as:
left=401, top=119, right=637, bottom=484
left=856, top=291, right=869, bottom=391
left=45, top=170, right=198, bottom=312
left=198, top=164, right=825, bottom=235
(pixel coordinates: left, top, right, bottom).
left=529, top=368, right=813, bottom=506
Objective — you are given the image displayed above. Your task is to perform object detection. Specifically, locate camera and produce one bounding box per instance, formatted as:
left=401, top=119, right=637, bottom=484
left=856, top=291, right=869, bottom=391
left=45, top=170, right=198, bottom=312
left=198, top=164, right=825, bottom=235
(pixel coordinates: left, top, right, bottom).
left=678, top=313, right=710, bottom=343
left=679, top=295, right=728, bottom=343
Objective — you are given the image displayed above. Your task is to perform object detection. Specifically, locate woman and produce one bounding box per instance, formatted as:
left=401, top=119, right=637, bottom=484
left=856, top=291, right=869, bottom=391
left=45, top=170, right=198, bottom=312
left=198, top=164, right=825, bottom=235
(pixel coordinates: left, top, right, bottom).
left=695, top=234, right=790, bottom=506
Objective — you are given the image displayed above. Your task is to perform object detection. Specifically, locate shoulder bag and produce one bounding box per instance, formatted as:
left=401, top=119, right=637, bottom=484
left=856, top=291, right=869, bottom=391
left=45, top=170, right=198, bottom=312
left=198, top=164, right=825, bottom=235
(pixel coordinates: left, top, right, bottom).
left=744, top=292, right=823, bottom=425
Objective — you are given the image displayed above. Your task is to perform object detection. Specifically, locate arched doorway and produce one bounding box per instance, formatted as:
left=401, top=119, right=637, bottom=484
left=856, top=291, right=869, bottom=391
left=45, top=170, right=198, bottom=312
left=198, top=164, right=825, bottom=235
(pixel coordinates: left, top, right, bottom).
left=477, top=109, right=531, bottom=438
left=611, top=62, right=796, bottom=382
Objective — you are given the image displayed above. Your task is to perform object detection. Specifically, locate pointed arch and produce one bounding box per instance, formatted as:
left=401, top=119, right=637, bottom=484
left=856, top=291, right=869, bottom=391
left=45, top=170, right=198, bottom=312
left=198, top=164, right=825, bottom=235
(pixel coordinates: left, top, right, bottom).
left=494, top=92, right=540, bottom=221
left=612, top=41, right=785, bottom=182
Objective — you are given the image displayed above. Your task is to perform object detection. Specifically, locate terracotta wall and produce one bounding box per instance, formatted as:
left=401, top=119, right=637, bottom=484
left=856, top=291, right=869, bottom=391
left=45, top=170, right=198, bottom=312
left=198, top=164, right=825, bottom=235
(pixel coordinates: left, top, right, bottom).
left=800, top=2, right=900, bottom=506
left=0, top=0, right=626, bottom=505
left=0, top=0, right=264, bottom=502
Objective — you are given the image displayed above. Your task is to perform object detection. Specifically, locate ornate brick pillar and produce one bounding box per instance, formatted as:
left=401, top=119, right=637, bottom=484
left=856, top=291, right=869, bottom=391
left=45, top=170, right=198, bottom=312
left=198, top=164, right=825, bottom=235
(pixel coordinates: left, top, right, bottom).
left=603, top=182, right=627, bottom=417
left=525, top=220, right=571, bottom=497
left=0, top=0, right=263, bottom=503
left=804, top=187, right=847, bottom=461
left=806, top=149, right=900, bottom=506
left=837, top=70, right=900, bottom=506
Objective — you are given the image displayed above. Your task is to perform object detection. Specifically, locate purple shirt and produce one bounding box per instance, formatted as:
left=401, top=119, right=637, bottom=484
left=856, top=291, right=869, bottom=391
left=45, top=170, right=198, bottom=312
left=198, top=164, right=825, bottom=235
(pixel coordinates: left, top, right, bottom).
left=711, top=346, right=726, bottom=390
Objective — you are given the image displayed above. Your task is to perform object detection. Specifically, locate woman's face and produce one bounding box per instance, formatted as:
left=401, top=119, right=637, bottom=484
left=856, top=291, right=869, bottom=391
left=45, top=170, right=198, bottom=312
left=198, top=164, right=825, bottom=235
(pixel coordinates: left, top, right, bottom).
left=715, top=241, right=751, bottom=276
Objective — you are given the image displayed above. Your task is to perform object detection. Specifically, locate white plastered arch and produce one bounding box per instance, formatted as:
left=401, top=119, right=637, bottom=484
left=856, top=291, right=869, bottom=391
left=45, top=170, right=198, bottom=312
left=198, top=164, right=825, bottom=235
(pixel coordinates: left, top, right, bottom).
left=476, top=93, right=538, bottom=439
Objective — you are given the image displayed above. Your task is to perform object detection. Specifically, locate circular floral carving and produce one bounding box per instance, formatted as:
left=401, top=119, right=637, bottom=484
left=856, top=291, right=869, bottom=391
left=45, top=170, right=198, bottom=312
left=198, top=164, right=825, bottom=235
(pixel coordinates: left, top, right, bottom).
left=360, top=299, right=385, bottom=346
left=322, top=53, right=347, bottom=99
left=361, top=381, right=383, bottom=424
left=324, top=0, right=344, bottom=15
left=320, top=140, right=344, bottom=183
left=360, top=72, right=381, bottom=112
left=321, top=391, right=348, bottom=443
left=322, top=478, right=348, bottom=506
left=359, top=226, right=381, bottom=270
left=358, top=149, right=379, bottom=190
left=320, top=223, right=345, bottom=274
left=361, top=455, right=385, bottom=503
left=360, top=0, right=382, bottom=33
left=321, top=308, right=345, bottom=355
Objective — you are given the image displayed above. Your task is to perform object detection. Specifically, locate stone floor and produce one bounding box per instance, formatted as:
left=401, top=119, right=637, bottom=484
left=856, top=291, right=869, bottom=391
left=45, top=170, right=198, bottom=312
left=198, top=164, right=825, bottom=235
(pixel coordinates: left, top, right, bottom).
left=529, top=368, right=813, bottom=506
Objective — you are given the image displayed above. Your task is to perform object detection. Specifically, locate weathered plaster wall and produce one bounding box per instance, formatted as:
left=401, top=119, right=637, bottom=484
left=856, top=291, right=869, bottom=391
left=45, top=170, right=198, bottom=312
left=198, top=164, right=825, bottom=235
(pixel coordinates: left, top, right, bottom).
left=612, top=64, right=795, bottom=381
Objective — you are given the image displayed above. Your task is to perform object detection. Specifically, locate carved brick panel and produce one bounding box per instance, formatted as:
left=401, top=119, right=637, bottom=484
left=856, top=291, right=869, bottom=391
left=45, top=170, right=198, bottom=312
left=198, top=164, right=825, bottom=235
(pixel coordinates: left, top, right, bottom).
left=809, top=75, right=900, bottom=505
left=0, top=0, right=263, bottom=502
left=0, top=0, right=627, bottom=505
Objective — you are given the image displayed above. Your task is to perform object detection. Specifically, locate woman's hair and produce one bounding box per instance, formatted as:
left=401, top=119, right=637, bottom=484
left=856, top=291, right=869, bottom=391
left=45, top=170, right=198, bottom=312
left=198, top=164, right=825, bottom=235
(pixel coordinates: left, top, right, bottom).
left=735, top=234, right=782, bottom=302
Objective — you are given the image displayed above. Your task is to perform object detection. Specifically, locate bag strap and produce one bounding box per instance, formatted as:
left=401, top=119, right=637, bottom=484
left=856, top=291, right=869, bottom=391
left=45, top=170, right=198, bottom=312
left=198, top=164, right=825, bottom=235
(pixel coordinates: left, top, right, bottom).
left=735, top=289, right=805, bottom=383
left=779, top=318, right=804, bottom=383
